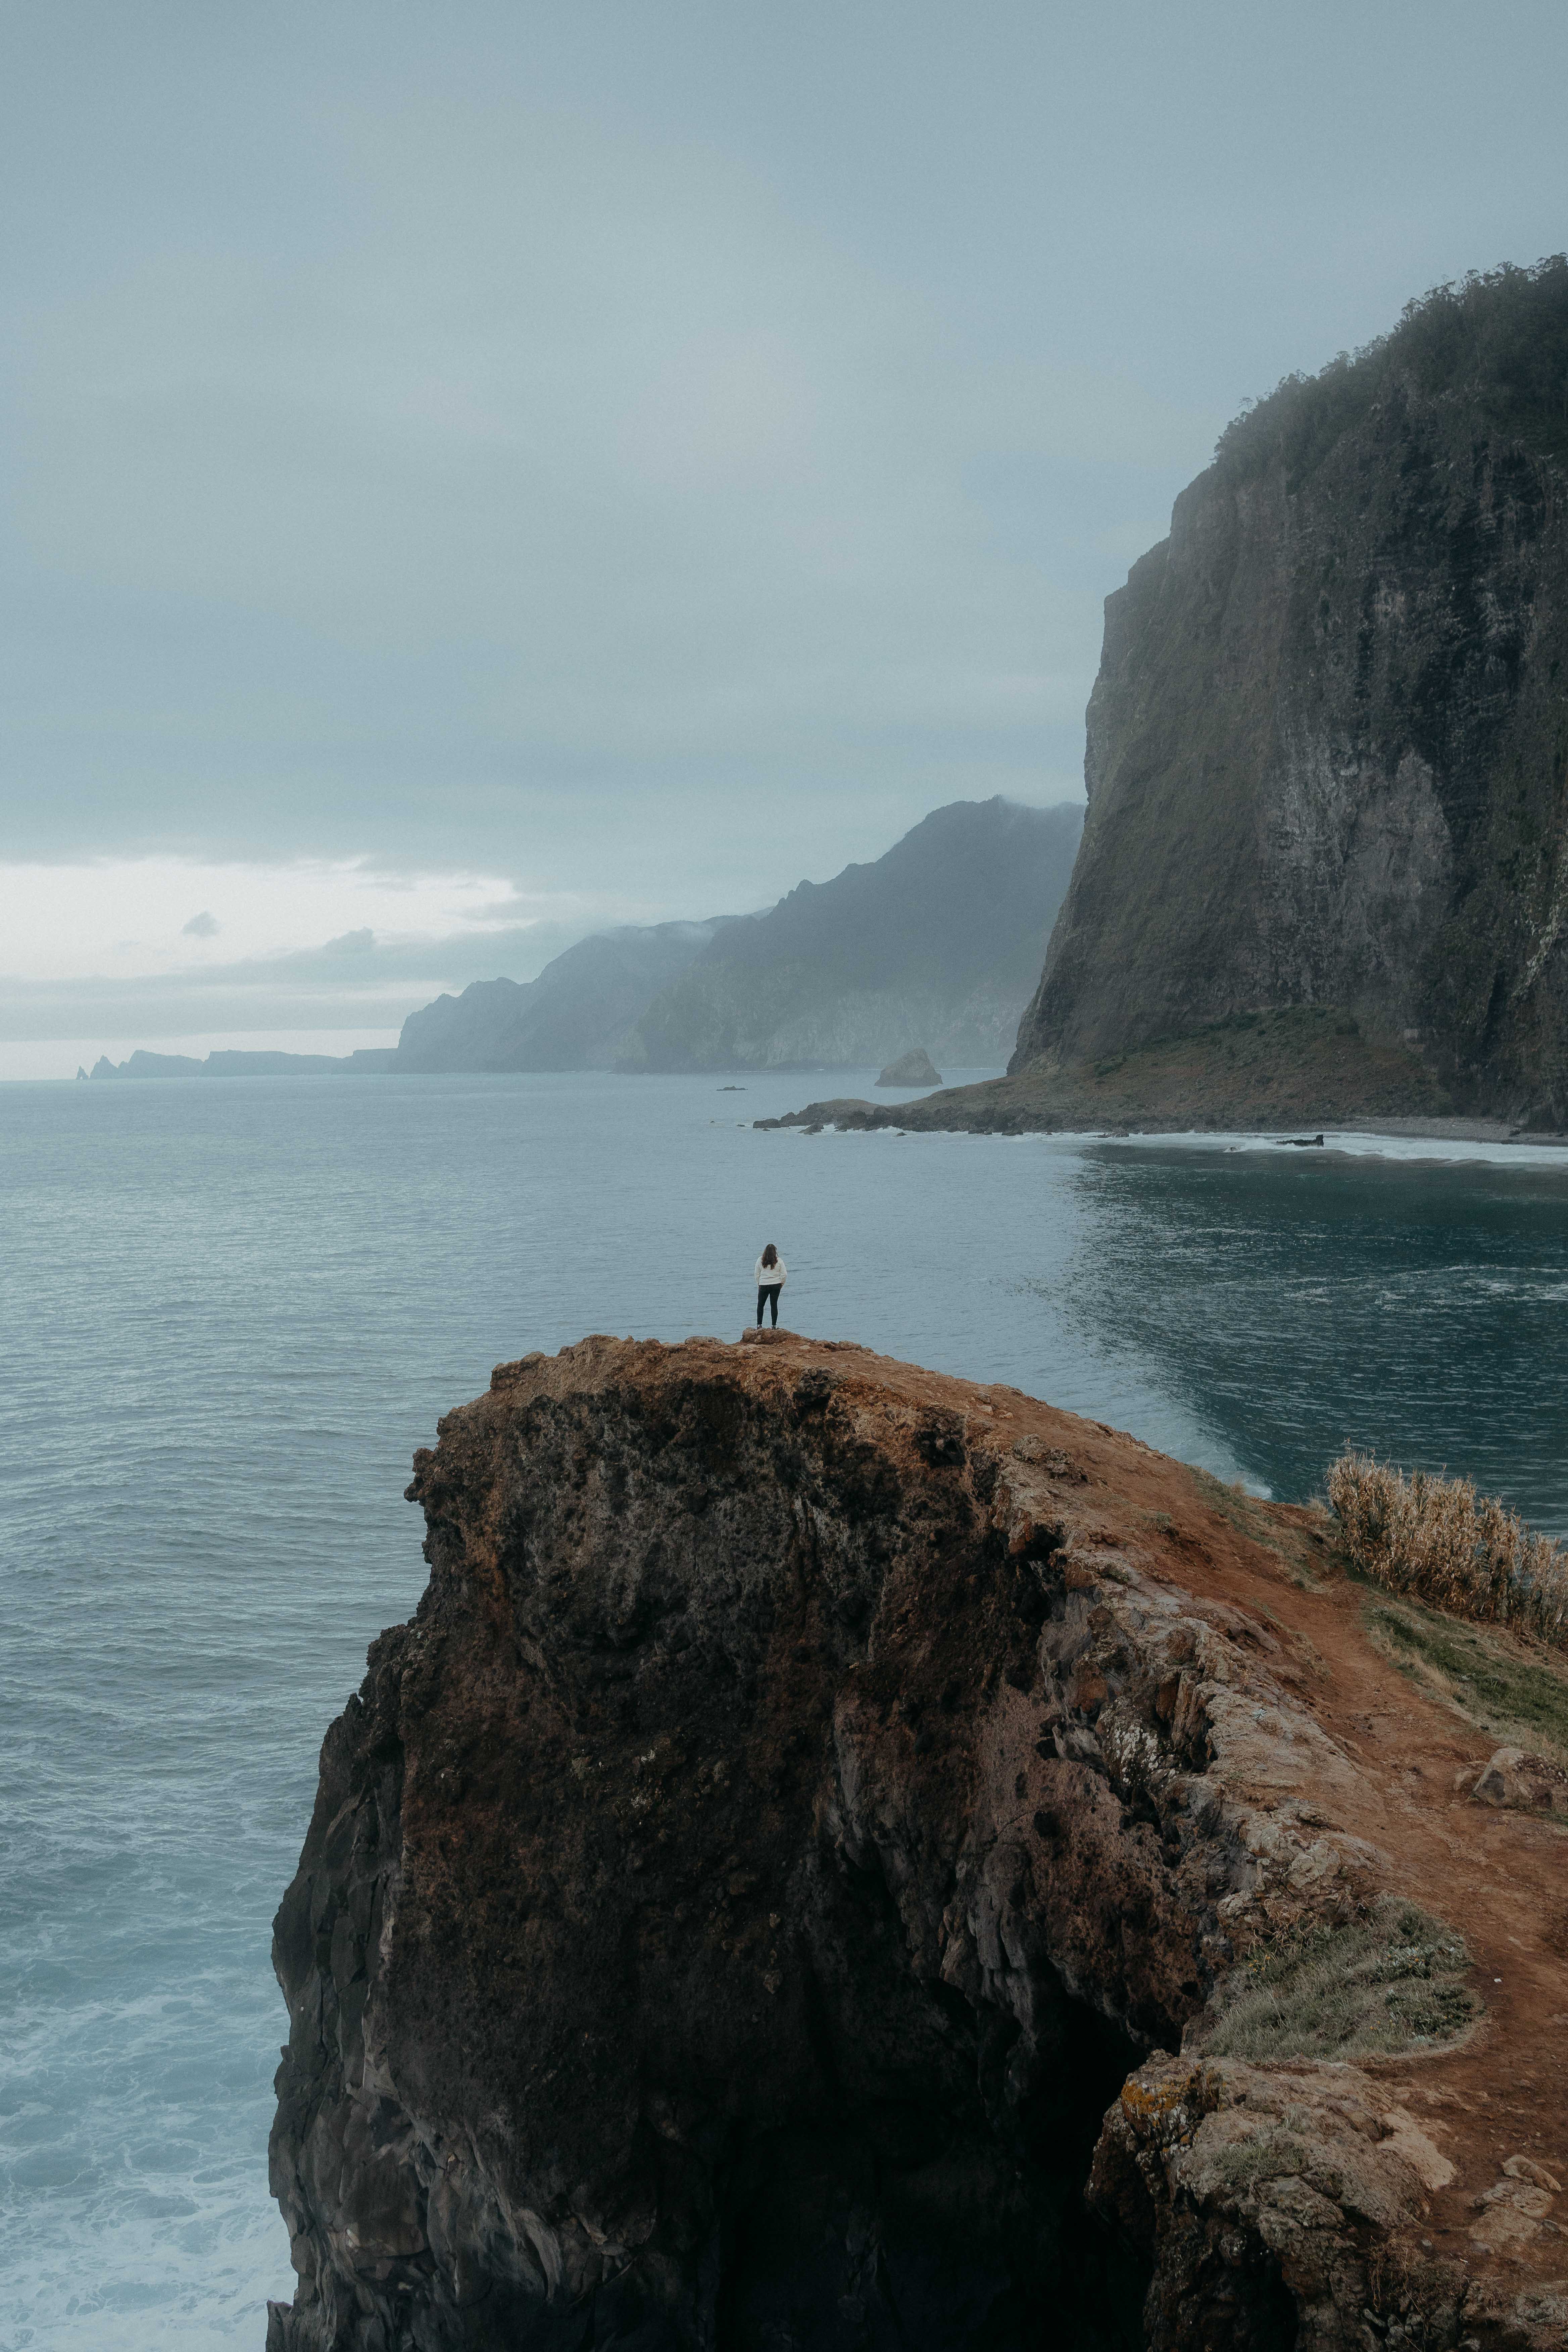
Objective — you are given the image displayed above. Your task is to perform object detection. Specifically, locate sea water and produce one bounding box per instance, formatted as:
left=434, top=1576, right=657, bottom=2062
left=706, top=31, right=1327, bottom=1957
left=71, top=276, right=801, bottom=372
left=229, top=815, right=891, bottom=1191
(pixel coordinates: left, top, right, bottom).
left=4, top=1070, right=1567, bottom=2347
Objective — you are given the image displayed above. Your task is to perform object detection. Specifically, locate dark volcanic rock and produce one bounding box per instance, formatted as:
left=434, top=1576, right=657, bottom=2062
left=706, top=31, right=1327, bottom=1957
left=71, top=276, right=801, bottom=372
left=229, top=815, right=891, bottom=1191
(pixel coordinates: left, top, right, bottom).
left=1011, top=261, right=1568, bottom=1127
left=875, top=1045, right=942, bottom=1087
left=268, top=1337, right=1568, bottom=2352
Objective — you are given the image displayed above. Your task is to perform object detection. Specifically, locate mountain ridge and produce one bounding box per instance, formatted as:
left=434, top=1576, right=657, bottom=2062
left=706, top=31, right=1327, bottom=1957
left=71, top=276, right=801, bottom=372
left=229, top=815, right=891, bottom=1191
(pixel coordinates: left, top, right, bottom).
left=86, top=797, right=1082, bottom=1081
left=623, top=797, right=1082, bottom=1071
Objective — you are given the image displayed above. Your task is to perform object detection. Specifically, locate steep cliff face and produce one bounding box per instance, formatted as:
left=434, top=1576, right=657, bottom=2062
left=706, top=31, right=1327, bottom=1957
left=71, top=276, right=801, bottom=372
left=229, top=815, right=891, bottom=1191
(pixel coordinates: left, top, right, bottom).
left=268, top=1337, right=1568, bottom=2351
left=1012, top=262, right=1568, bottom=1125
left=393, top=924, right=722, bottom=1074
left=623, top=798, right=1082, bottom=1072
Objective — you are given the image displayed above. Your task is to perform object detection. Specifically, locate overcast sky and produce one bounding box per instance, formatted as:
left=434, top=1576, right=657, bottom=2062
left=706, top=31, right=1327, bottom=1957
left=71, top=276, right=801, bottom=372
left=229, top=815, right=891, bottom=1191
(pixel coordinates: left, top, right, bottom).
left=5, top=0, right=1566, bottom=1074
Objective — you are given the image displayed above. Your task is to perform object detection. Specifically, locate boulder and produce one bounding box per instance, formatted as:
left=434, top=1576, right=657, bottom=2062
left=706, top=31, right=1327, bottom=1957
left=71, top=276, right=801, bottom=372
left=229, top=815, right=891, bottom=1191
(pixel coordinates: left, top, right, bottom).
left=1470, top=1745, right=1568, bottom=1816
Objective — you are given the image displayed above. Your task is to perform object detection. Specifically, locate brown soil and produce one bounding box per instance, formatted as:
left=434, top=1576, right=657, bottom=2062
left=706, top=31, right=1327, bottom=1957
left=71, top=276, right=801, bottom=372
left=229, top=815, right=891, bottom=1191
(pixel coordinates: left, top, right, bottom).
left=886, top=1356, right=1568, bottom=2293
left=720, top=1336, right=1568, bottom=2292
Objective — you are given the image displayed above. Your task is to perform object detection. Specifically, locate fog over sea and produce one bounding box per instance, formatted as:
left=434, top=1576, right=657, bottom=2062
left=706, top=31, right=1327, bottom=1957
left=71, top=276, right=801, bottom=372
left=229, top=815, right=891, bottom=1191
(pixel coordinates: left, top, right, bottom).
left=4, top=1071, right=1568, bottom=2346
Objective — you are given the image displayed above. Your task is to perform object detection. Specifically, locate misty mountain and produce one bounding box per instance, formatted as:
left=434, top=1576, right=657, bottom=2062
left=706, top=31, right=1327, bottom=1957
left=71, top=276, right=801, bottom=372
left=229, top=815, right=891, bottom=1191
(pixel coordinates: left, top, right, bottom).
left=87, top=798, right=1084, bottom=1081
left=622, top=798, right=1084, bottom=1071
left=393, top=922, right=724, bottom=1073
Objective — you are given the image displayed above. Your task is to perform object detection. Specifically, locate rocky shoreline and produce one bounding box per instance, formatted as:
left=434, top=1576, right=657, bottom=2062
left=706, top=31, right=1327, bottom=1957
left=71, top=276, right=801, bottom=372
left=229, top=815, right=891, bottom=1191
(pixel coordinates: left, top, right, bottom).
left=268, top=1335, right=1568, bottom=2350
left=752, top=1010, right=1461, bottom=1137
left=754, top=1013, right=1568, bottom=1144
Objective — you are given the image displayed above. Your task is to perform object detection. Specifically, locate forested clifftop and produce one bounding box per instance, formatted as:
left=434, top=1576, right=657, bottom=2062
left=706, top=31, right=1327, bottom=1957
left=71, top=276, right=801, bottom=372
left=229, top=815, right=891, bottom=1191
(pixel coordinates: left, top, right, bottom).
left=1012, top=260, right=1568, bottom=1126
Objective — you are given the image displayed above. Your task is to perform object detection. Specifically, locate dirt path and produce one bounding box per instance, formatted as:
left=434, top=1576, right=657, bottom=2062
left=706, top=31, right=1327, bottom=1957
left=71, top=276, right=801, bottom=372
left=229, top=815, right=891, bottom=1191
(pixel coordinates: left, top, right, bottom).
left=738, top=1332, right=1568, bottom=2296
left=973, top=1367, right=1568, bottom=2291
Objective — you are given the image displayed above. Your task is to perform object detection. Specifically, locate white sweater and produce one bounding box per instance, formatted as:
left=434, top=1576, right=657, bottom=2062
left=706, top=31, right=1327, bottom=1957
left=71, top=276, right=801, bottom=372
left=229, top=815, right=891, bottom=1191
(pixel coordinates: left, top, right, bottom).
left=754, top=1256, right=787, bottom=1287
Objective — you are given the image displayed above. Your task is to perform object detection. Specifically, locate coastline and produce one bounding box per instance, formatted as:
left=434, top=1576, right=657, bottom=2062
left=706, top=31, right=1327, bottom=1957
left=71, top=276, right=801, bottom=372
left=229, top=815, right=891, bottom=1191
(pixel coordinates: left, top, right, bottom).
left=754, top=1011, right=1568, bottom=1152
left=758, top=1100, right=1568, bottom=1160
left=1338, top=1114, right=1568, bottom=1147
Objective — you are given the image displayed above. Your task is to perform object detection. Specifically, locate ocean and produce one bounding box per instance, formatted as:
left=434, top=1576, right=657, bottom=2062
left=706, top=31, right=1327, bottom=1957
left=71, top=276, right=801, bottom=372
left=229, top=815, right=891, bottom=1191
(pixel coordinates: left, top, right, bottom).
left=4, top=1070, right=1567, bottom=2346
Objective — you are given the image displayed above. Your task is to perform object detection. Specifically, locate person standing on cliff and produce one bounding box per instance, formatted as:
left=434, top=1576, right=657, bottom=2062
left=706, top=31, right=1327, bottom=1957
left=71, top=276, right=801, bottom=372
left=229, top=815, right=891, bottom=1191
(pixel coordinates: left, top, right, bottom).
left=754, top=1243, right=786, bottom=1329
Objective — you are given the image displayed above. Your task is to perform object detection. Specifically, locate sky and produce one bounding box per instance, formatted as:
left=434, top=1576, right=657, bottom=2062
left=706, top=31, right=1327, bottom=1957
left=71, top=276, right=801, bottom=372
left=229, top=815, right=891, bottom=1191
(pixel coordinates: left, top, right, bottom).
left=4, top=1, right=1566, bottom=1076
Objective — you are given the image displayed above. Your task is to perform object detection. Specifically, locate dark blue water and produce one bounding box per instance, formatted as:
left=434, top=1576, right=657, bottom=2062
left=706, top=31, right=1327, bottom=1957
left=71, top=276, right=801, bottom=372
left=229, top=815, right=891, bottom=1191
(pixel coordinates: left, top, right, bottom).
left=3, top=1074, right=1566, bottom=2344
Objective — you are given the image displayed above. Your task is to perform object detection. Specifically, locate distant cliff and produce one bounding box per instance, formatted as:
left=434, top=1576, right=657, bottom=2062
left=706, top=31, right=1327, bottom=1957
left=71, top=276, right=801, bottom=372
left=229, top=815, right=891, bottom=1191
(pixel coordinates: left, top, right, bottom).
left=87, top=1047, right=397, bottom=1079
left=84, top=800, right=1081, bottom=1083
left=393, top=922, right=722, bottom=1073
left=623, top=798, right=1082, bottom=1071
left=1011, top=259, right=1568, bottom=1126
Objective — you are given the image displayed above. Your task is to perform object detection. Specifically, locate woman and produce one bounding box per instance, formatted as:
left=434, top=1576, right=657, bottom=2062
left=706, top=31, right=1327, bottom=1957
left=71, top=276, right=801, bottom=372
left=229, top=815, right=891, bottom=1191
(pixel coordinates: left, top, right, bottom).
left=754, top=1243, right=787, bottom=1329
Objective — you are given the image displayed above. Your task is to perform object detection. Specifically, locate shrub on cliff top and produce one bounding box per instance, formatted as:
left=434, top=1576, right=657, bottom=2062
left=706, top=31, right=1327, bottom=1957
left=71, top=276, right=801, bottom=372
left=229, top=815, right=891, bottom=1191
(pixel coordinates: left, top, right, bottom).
left=1215, top=253, right=1568, bottom=487
left=1327, top=1451, right=1568, bottom=1650
left=1201, top=1897, right=1476, bottom=2063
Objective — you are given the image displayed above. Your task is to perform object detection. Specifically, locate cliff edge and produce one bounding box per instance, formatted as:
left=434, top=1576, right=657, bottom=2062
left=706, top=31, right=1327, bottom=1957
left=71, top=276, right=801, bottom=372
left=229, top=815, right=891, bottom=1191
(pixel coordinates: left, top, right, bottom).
left=268, top=1336, right=1568, bottom=2350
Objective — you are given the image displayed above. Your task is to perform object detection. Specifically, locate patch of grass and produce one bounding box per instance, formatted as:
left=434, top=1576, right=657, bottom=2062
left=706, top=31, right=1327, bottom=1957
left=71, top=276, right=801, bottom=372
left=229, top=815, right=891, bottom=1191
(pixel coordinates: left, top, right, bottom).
left=1209, top=2129, right=1310, bottom=2190
left=1199, top=1897, right=1477, bottom=2063
left=1362, top=1592, right=1568, bottom=1765
left=1187, top=1469, right=1328, bottom=1588
left=1328, top=1453, right=1568, bottom=1649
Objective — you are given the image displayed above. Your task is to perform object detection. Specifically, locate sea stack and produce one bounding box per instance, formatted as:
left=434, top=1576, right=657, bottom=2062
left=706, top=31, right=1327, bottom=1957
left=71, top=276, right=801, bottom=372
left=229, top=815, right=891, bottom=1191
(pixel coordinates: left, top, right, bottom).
left=268, top=1336, right=1568, bottom=2350
left=876, top=1045, right=942, bottom=1087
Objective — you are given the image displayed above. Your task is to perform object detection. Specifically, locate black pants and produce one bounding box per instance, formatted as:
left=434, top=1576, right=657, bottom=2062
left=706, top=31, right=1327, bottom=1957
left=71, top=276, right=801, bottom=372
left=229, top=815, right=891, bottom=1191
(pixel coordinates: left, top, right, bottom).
left=757, top=1284, right=782, bottom=1327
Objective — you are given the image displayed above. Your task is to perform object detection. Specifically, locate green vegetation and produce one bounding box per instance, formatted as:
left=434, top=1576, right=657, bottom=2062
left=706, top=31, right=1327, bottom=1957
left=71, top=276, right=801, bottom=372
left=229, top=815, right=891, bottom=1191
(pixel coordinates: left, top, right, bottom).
left=1201, top=1898, right=1477, bottom=2062
left=1208, top=2129, right=1311, bottom=2190
left=1362, top=1592, right=1568, bottom=1765
left=1215, top=255, right=1568, bottom=488
left=1328, top=1453, right=1568, bottom=1649
left=1187, top=1467, right=1327, bottom=1588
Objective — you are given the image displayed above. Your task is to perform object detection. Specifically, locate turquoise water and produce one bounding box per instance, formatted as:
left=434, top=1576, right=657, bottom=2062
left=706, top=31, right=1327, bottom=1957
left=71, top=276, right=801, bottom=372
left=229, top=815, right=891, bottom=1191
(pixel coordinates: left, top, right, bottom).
left=3, top=1072, right=1567, bottom=2345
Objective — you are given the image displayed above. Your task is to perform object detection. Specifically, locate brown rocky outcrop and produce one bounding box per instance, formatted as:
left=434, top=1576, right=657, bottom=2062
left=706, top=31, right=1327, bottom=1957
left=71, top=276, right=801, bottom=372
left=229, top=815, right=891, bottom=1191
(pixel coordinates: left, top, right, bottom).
left=1465, top=1746, right=1568, bottom=1818
left=268, top=1335, right=1568, bottom=2350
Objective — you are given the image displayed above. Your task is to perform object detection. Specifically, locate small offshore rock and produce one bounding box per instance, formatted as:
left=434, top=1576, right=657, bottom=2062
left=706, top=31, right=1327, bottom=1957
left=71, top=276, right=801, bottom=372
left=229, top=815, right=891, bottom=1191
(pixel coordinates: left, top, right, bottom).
left=876, top=1045, right=942, bottom=1087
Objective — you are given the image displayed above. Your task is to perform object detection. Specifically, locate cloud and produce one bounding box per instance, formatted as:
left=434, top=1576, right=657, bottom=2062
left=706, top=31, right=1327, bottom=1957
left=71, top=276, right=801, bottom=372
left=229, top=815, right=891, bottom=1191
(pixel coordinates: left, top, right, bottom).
left=2, top=85, right=1212, bottom=893
left=0, top=856, right=563, bottom=985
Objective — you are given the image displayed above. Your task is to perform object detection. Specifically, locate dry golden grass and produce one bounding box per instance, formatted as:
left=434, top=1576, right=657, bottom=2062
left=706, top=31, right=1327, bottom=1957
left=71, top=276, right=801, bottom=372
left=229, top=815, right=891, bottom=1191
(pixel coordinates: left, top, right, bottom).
left=1327, top=1453, right=1568, bottom=1650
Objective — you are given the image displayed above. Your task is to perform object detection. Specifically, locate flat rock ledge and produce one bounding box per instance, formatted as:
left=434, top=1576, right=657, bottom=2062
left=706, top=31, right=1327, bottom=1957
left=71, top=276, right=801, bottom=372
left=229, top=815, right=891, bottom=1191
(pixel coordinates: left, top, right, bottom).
left=267, top=1334, right=1568, bottom=2352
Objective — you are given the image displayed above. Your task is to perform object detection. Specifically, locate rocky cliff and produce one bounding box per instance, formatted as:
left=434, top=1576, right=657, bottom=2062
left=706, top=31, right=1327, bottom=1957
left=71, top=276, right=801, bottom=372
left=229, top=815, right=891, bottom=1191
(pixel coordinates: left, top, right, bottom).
left=393, top=924, right=723, bottom=1074
left=621, top=798, right=1082, bottom=1073
left=269, top=1335, right=1568, bottom=2350
left=1010, top=260, right=1568, bottom=1127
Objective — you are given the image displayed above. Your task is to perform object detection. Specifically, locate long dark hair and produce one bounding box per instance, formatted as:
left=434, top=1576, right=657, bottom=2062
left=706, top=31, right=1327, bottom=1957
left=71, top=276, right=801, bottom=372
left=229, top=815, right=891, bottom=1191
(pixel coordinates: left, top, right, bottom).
left=761, top=1242, right=778, bottom=1268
